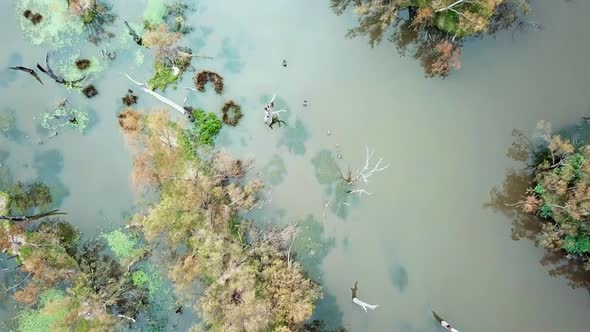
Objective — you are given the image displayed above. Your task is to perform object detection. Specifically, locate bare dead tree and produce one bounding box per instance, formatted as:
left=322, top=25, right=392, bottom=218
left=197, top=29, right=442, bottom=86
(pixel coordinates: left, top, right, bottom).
left=124, top=21, right=143, bottom=46
left=5, top=273, right=31, bottom=292
left=338, top=146, right=389, bottom=196
left=264, top=94, right=287, bottom=127
left=0, top=209, right=66, bottom=222
left=122, top=73, right=186, bottom=115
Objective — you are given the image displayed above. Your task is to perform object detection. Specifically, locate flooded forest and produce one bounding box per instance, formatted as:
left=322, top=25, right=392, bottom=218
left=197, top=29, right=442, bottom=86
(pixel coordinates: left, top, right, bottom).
left=0, top=0, right=589, bottom=331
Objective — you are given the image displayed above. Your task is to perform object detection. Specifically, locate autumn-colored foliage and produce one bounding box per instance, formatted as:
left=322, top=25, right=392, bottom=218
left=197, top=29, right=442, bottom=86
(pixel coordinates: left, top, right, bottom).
left=330, top=0, right=529, bottom=77
left=427, top=40, right=462, bottom=77
left=515, top=122, right=590, bottom=271
left=125, top=111, right=321, bottom=331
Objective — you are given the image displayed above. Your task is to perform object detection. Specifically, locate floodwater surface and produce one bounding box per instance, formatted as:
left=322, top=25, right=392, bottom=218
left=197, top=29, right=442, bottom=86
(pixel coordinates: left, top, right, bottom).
left=1, top=0, right=589, bottom=331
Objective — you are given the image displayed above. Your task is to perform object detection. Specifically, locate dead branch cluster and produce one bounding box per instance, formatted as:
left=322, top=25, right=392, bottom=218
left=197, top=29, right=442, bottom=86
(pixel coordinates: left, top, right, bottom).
left=194, top=71, right=224, bottom=94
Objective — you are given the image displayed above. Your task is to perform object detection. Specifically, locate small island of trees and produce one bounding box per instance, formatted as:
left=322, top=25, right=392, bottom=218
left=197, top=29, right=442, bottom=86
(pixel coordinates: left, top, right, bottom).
left=330, top=0, right=531, bottom=77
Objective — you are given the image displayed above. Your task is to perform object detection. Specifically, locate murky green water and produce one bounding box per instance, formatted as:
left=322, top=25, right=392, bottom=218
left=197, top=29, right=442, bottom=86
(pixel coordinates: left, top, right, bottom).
left=1, top=0, right=589, bottom=331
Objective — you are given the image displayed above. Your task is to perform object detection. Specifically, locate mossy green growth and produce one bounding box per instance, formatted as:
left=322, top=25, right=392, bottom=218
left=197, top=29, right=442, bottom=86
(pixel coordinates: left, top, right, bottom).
left=18, top=289, right=68, bottom=332
left=101, top=229, right=139, bottom=261
left=132, top=270, right=149, bottom=287
left=144, top=0, right=167, bottom=26
left=38, top=107, right=89, bottom=133
left=55, top=54, right=105, bottom=82
left=0, top=191, right=9, bottom=215
left=17, top=0, right=84, bottom=47
left=434, top=11, right=469, bottom=37
left=148, top=63, right=179, bottom=91
left=180, top=109, right=222, bottom=155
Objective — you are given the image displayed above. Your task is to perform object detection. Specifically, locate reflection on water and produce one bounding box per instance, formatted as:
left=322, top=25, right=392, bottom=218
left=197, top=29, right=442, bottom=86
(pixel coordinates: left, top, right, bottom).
left=0, top=108, right=26, bottom=144
left=311, top=149, right=359, bottom=219
left=260, top=154, right=287, bottom=186
left=279, top=118, right=310, bottom=155
left=1, top=0, right=590, bottom=330
left=0, top=53, right=22, bottom=89
left=32, top=149, right=69, bottom=209
left=390, top=264, right=409, bottom=293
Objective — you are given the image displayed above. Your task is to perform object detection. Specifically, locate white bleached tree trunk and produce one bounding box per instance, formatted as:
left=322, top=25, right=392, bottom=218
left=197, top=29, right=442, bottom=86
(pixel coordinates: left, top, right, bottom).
left=122, top=73, right=186, bottom=115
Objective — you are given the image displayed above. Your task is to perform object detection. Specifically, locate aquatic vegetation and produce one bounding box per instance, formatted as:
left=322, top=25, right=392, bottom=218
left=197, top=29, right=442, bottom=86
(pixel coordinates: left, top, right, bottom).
left=54, top=53, right=105, bottom=82
left=0, top=109, right=27, bottom=144
left=122, top=89, right=139, bottom=106
left=148, top=62, right=179, bottom=91
left=18, top=289, right=68, bottom=332
left=69, top=0, right=116, bottom=44
left=38, top=103, right=89, bottom=133
left=17, top=0, right=84, bottom=47
left=22, top=9, right=43, bottom=25
left=74, top=58, right=91, bottom=70
left=118, top=108, right=142, bottom=135
left=82, top=84, right=98, bottom=98
left=5, top=181, right=52, bottom=215
left=143, top=0, right=167, bottom=27
left=0, top=191, right=10, bottom=215
left=194, top=70, right=224, bottom=94
left=163, top=1, right=194, bottom=34
left=221, top=100, right=243, bottom=126
left=101, top=229, right=140, bottom=261
left=512, top=121, right=590, bottom=270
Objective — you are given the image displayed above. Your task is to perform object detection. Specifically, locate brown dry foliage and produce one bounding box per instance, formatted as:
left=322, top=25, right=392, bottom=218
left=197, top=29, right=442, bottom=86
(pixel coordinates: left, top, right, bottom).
left=194, top=71, right=224, bottom=94
left=142, top=24, right=181, bottom=60
left=118, top=108, right=141, bottom=133
left=429, top=40, right=462, bottom=77
left=13, top=284, right=39, bottom=305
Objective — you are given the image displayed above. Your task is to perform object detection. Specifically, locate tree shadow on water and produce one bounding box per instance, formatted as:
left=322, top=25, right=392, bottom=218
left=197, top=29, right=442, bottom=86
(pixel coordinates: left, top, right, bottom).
left=0, top=108, right=26, bottom=144
left=219, top=38, right=244, bottom=74
left=389, top=264, right=409, bottom=293
left=291, top=215, right=345, bottom=330
left=311, top=149, right=359, bottom=220
left=278, top=118, right=310, bottom=156
left=32, top=149, right=70, bottom=208
left=260, top=154, right=287, bottom=186
left=486, top=167, right=590, bottom=290
left=0, top=53, right=22, bottom=88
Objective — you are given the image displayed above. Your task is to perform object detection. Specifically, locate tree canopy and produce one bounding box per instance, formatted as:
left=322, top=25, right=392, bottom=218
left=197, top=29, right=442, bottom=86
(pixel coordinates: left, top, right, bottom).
left=330, top=0, right=529, bottom=77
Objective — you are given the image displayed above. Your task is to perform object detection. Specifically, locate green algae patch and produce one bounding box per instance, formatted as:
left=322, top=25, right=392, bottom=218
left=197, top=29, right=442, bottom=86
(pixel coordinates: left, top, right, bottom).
left=0, top=191, right=10, bottom=215
left=144, top=0, right=167, bottom=26
left=38, top=106, right=89, bottom=133
left=17, top=0, right=84, bottom=47
left=55, top=54, right=106, bottom=82
left=147, top=62, right=179, bottom=91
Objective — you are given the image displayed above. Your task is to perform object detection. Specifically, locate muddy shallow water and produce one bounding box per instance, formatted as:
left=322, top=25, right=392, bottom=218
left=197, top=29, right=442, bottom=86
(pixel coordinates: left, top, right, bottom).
left=1, top=0, right=589, bottom=331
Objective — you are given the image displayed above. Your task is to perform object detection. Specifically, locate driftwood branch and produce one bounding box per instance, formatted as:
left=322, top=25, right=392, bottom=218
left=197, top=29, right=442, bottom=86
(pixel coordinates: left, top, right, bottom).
left=10, top=66, right=43, bottom=85
left=5, top=273, right=31, bottom=292
left=124, top=21, right=143, bottom=46
left=176, top=50, right=213, bottom=59
left=0, top=209, right=66, bottom=222
left=122, top=73, right=186, bottom=115
left=37, top=53, right=84, bottom=87
left=350, top=281, right=379, bottom=312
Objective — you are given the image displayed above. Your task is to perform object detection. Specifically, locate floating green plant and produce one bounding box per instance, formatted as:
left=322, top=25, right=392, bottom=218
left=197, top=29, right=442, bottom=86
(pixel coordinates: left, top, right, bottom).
left=17, top=0, right=84, bottom=47
left=55, top=54, right=105, bottom=82
left=38, top=104, right=89, bottom=133
left=147, top=62, right=179, bottom=91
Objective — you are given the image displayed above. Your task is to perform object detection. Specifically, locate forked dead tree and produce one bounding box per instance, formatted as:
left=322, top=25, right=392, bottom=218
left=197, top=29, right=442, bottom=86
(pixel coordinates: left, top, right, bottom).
left=338, top=146, right=389, bottom=196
